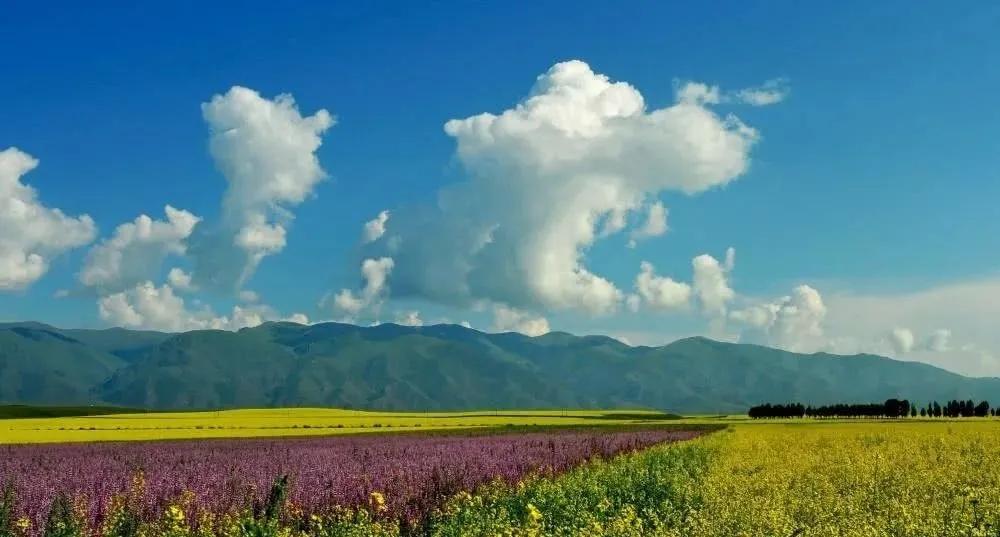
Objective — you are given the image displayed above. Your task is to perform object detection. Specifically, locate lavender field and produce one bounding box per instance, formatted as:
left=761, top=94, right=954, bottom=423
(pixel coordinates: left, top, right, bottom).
left=0, top=428, right=704, bottom=535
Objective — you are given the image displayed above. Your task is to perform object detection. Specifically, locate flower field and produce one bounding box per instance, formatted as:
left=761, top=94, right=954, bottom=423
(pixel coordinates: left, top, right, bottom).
left=684, top=421, right=1000, bottom=536
left=3, top=420, right=1000, bottom=536
left=0, top=408, right=681, bottom=444
left=0, top=427, right=704, bottom=536
left=432, top=421, right=1000, bottom=536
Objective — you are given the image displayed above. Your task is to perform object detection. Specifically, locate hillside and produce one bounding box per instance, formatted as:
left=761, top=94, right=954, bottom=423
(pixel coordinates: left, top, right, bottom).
left=1, top=321, right=998, bottom=413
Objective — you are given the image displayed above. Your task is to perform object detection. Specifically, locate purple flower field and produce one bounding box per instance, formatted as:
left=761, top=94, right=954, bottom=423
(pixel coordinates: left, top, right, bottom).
left=0, top=428, right=702, bottom=532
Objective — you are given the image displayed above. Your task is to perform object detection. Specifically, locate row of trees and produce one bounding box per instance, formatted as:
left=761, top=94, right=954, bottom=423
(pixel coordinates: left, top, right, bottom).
left=748, top=399, right=994, bottom=419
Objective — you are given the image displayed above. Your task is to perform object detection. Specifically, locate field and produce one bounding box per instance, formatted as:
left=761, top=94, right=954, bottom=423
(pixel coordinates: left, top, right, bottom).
left=0, top=408, right=683, bottom=444
left=3, top=411, right=1000, bottom=536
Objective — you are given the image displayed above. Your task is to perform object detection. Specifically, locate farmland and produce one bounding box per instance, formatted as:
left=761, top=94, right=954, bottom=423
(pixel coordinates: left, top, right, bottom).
left=3, top=411, right=1000, bottom=536
left=0, top=408, right=683, bottom=444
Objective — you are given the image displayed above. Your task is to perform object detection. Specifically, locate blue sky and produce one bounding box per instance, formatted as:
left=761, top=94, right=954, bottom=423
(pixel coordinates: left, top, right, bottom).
left=2, top=2, right=999, bottom=375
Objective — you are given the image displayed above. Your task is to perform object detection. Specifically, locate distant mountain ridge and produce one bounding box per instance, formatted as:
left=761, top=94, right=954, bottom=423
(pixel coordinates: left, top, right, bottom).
left=1, top=321, right=998, bottom=413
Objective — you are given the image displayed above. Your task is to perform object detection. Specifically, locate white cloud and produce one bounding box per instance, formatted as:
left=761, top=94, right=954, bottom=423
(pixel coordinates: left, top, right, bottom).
left=628, top=201, right=668, bottom=247
left=0, top=148, right=96, bottom=290
left=770, top=285, right=827, bottom=350
left=676, top=78, right=789, bottom=107
left=888, top=327, right=915, bottom=355
left=881, top=327, right=952, bottom=356
left=491, top=304, right=550, bottom=336
left=692, top=248, right=736, bottom=317
left=226, top=305, right=267, bottom=331
left=633, top=261, right=691, bottom=311
left=362, top=210, right=390, bottom=243
left=395, top=310, right=423, bottom=326
left=167, top=268, right=195, bottom=292
left=732, top=78, right=790, bottom=106
left=459, top=320, right=472, bottom=329
left=330, top=290, right=365, bottom=316
left=97, top=280, right=293, bottom=332
left=822, top=278, right=1000, bottom=376
left=675, top=81, right=721, bottom=106
left=924, top=329, right=951, bottom=353
left=80, top=205, right=200, bottom=292
left=731, top=284, right=827, bottom=353
left=284, top=313, right=310, bottom=325
left=363, top=60, right=761, bottom=316
left=329, top=257, right=394, bottom=317
left=191, top=86, right=334, bottom=291
left=99, top=281, right=213, bottom=332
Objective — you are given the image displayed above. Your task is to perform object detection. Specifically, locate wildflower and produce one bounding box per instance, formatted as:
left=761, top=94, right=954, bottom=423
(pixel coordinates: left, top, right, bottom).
left=15, top=517, right=31, bottom=531
left=369, top=491, right=387, bottom=513
left=526, top=503, right=543, bottom=524
left=166, top=504, right=185, bottom=524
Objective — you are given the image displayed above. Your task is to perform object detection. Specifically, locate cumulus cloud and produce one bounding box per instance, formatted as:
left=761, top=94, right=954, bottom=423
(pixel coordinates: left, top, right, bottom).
left=731, top=285, right=827, bottom=353
left=329, top=257, right=394, bottom=317
left=98, top=280, right=301, bottom=332
left=0, top=148, right=96, bottom=290
left=284, top=313, right=310, bottom=325
left=98, top=281, right=222, bottom=332
left=887, top=327, right=916, bottom=355
left=492, top=304, right=550, bottom=336
left=362, top=60, right=761, bottom=316
left=692, top=248, right=736, bottom=317
left=627, top=201, right=668, bottom=247
left=395, top=310, right=423, bottom=327
left=80, top=206, right=200, bottom=292
left=924, top=329, right=952, bottom=353
left=167, top=268, right=195, bottom=292
left=675, top=81, right=722, bottom=106
left=632, top=261, right=691, bottom=311
left=362, top=210, right=390, bottom=243
left=191, top=86, right=334, bottom=291
left=881, top=327, right=954, bottom=356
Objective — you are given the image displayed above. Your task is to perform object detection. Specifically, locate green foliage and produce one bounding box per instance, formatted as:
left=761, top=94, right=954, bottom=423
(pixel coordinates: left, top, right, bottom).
left=0, top=482, right=16, bottom=537
left=43, top=494, right=82, bottom=537
left=262, top=476, right=287, bottom=522
left=425, top=436, right=717, bottom=536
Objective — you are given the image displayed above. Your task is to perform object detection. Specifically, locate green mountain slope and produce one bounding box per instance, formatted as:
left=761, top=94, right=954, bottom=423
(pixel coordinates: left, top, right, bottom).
left=2, top=321, right=999, bottom=413
left=0, top=323, right=126, bottom=404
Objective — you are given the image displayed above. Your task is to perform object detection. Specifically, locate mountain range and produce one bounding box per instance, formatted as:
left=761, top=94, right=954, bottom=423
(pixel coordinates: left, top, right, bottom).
left=2, top=320, right=998, bottom=413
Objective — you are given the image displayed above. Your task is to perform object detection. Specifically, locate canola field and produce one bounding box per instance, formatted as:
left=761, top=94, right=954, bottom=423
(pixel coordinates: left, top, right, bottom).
left=431, top=421, right=1000, bottom=536
left=0, top=408, right=681, bottom=444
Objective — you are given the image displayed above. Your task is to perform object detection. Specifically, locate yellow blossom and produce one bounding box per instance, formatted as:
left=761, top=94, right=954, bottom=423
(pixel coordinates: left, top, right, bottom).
left=369, top=491, right=387, bottom=512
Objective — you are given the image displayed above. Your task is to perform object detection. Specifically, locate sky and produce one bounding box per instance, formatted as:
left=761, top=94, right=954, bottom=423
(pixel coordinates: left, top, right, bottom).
left=2, top=2, right=999, bottom=376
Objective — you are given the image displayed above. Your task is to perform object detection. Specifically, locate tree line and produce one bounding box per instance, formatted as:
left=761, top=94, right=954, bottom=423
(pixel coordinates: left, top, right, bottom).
left=748, top=399, right=995, bottom=419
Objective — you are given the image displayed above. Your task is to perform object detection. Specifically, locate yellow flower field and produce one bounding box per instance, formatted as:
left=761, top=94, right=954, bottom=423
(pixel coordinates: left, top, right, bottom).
left=0, top=408, right=681, bottom=444
left=686, top=421, right=1000, bottom=537
left=429, top=420, right=1000, bottom=536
